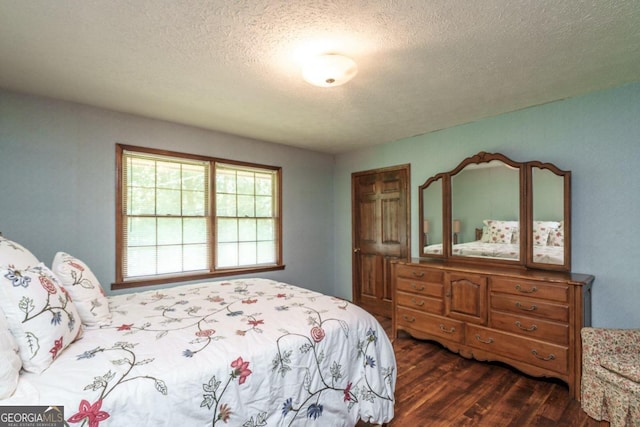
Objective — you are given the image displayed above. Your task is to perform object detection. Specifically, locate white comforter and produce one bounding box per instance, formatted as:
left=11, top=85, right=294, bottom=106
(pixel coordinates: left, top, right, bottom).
left=3, top=278, right=396, bottom=426
left=425, top=241, right=564, bottom=265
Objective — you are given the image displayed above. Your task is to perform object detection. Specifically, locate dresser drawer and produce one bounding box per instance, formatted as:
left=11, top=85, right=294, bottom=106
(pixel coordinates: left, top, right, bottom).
left=491, top=277, right=569, bottom=303
left=396, top=277, right=444, bottom=298
left=395, top=265, right=444, bottom=283
left=396, top=291, right=444, bottom=314
left=490, top=310, right=569, bottom=345
left=466, top=324, right=568, bottom=374
left=491, top=294, right=568, bottom=323
left=396, top=307, right=464, bottom=343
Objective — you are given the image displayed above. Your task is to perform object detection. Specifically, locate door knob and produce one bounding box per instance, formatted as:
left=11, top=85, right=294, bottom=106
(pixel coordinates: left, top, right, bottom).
left=353, top=248, right=361, bottom=253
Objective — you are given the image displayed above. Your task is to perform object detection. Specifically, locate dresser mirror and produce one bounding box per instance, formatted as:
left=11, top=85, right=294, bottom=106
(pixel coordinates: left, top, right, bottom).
left=420, top=175, right=444, bottom=254
left=419, top=152, right=571, bottom=271
left=527, top=162, right=570, bottom=269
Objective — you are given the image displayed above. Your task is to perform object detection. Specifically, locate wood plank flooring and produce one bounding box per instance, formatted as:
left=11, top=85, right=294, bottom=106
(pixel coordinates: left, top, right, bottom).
left=358, top=316, right=603, bottom=427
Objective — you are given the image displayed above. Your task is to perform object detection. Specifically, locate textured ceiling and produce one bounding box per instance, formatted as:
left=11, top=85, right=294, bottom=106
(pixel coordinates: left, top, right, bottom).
left=1, top=1, right=639, bottom=154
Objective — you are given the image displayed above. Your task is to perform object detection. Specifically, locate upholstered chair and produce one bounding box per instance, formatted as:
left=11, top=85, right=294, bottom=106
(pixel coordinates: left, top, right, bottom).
left=581, top=327, right=640, bottom=427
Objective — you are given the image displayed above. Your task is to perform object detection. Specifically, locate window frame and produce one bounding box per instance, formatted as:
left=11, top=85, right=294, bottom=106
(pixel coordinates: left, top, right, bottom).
left=114, top=144, right=283, bottom=290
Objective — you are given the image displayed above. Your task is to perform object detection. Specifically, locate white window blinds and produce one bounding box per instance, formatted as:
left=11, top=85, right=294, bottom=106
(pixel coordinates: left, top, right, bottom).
left=215, top=163, right=278, bottom=268
left=122, top=150, right=210, bottom=279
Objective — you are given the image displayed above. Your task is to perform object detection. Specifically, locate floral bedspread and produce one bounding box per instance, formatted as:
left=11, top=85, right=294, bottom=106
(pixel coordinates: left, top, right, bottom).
left=3, top=278, right=396, bottom=426
left=425, top=241, right=564, bottom=264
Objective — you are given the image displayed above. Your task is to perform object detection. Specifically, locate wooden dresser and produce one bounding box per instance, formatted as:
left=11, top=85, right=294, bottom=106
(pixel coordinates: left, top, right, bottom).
left=391, top=259, right=594, bottom=400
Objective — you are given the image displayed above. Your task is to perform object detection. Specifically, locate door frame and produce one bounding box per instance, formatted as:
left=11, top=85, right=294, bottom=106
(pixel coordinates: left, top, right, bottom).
left=351, top=163, right=411, bottom=314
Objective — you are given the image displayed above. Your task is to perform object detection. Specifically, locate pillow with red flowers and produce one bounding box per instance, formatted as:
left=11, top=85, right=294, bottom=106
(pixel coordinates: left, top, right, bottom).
left=52, top=252, right=111, bottom=327
left=484, top=220, right=516, bottom=244
left=0, top=236, right=39, bottom=269
left=533, top=221, right=560, bottom=246
left=0, top=307, right=22, bottom=398
left=547, top=221, right=565, bottom=247
left=0, top=263, right=81, bottom=373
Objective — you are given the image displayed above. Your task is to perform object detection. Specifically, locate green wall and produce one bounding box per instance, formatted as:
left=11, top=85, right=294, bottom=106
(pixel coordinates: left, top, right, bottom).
left=334, top=82, right=640, bottom=328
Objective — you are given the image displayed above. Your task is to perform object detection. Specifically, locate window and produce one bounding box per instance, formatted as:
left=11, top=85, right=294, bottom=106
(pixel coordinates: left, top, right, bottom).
left=115, top=145, right=282, bottom=289
left=215, top=164, right=278, bottom=268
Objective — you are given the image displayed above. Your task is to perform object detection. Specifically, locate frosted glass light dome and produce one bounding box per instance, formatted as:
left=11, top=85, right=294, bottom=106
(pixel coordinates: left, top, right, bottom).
left=302, top=54, right=358, bottom=87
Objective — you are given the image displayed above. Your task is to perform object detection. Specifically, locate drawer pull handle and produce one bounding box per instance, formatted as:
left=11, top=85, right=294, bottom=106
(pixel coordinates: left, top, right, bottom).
left=439, top=324, right=456, bottom=334
left=402, top=315, right=416, bottom=323
left=475, top=334, right=494, bottom=344
left=411, top=283, right=425, bottom=291
left=412, top=271, right=425, bottom=278
left=411, top=298, right=425, bottom=307
left=515, top=321, right=538, bottom=332
left=531, top=350, right=555, bottom=361
left=515, top=284, right=537, bottom=294
left=515, top=302, right=537, bottom=311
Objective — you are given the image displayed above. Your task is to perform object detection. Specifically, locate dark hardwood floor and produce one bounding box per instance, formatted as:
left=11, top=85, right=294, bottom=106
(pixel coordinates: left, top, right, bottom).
left=359, top=316, right=603, bottom=427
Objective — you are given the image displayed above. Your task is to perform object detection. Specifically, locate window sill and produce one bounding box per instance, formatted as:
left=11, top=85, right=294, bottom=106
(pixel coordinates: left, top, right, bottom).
left=111, top=264, right=285, bottom=290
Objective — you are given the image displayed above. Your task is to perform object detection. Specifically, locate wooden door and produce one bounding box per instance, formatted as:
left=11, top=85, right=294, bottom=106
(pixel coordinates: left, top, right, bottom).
left=352, top=165, right=410, bottom=318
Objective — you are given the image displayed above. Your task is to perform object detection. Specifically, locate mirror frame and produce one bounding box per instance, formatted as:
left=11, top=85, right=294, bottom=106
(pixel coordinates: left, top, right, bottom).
left=419, top=151, right=571, bottom=272
left=418, top=173, right=447, bottom=259
left=526, top=160, right=571, bottom=271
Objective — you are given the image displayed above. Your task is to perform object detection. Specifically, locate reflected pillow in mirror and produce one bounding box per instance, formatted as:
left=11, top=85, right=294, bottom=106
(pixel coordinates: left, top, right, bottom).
left=484, top=220, right=518, bottom=244
left=489, top=221, right=513, bottom=243
left=533, top=221, right=559, bottom=246
left=481, top=226, right=490, bottom=242
left=511, top=228, right=520, bottom=244
left=548, top=221, right=564, bottom=247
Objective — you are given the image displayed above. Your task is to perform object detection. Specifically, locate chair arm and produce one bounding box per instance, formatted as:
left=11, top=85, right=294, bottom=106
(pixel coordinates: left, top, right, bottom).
left=582, top=327, right=640, bottom=368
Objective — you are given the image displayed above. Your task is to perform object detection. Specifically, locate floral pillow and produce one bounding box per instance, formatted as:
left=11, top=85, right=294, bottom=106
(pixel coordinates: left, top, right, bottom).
left=533, top=221, right=560, bottom=246
left=0, top=307, right=22, bottom=399
left=548, top=221, right=564, bottom=247
left=0, top=263, right=81, bottom=373
left=511, top=228, right=520, bottom=244
left=484, top=220, right=517, bottom=244
left=481, top=226, right=490, bottom=242
left=0, top=236, right=40, bottom=269
left=52, top=252, right=111, bottom=327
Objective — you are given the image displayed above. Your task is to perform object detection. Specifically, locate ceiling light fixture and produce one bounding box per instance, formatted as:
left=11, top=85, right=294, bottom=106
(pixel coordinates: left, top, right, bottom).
left=302, top=54, right=358, bottom=87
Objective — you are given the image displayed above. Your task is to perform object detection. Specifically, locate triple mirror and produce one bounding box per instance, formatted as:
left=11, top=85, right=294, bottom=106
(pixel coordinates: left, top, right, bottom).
left=420, top=152, right=571, bottom=271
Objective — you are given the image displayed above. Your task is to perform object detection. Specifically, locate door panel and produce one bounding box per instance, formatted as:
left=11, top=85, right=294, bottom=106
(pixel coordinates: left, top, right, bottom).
left=352, top=165, right=410, bottom=318
left=359, top=200, right=377, bottom=242
left=445, top=273, right=488, bottom=325
left=382, top=198, right=401, bottom=244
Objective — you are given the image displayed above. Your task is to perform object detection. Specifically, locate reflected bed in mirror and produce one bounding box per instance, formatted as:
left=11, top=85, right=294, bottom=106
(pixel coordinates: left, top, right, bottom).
left=451, top=158, right=521, bottom=261
left=419, top=151, right=571, bottom=271
left=423, top=220, right=564, bottom=265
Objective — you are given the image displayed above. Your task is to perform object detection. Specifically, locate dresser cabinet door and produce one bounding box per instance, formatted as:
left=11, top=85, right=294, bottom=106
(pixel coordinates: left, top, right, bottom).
left=445, top=273, right=488, bottom=324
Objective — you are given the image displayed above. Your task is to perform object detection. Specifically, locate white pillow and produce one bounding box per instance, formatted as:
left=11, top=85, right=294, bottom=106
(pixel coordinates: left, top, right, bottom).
left=533, top=221, right=559, bottom=246
left=0, top=307, right=22, bottom=399
left=548, top=221, right=565, bottom=247
left=511, top=227, right=520, bottom=244
left=483, top=220, right=518, bottom=244
left=52, top=252, right=111, bottom=327
left=0, top=263, right=82, bottom=373
left=481, top=226, right=490, bottom=242
left=0, top=236, right=40, bottom=269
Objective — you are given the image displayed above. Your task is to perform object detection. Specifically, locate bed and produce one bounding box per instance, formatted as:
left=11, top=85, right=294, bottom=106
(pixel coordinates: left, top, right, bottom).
left=424, top=219, right=565, bottom=265
left=0, top=237, right=396, bottom=426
